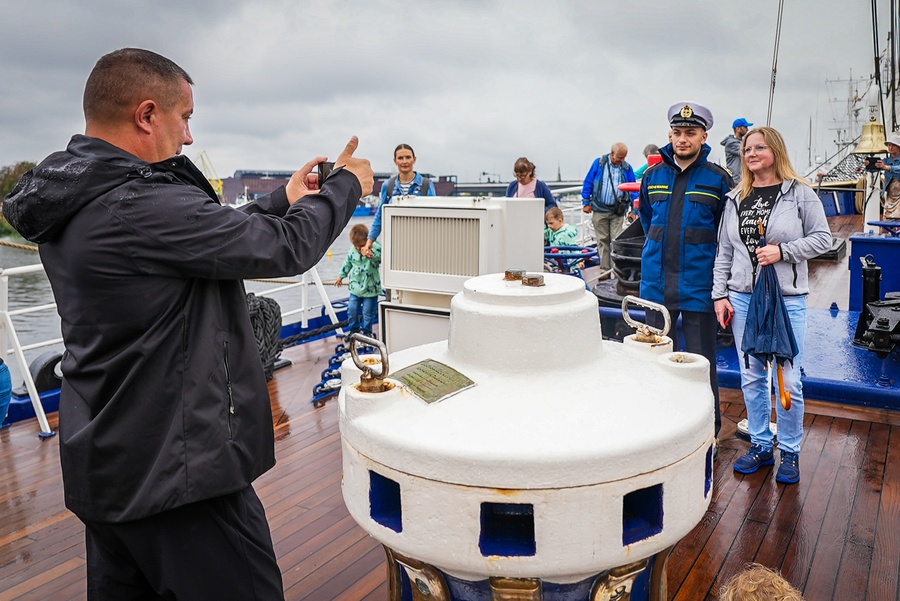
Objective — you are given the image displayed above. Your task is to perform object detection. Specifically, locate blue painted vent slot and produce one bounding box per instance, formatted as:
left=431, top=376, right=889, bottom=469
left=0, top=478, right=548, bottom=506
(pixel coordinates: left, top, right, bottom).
left=369, top=471, right=402, bottom=532
left=622, top=484, right=663, bottom=545
left=705, top=446, right=713, bottom=497
left=479, top=502, right=536, bottom=557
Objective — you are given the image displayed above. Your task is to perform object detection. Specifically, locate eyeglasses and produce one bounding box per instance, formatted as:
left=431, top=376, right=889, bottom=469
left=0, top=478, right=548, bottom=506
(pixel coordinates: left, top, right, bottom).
left=743, top=144, right=769, bottom=155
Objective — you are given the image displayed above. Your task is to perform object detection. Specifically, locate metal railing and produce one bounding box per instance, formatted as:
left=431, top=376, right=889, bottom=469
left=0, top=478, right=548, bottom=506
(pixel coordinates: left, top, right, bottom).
left=0, top=264, right=60, bottom=436
left=0, top=262, right=342, bottom=438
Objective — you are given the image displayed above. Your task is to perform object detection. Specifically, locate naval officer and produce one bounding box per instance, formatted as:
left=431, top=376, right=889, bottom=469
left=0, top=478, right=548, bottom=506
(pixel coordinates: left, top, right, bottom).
left=638, top=102, right=734, bottom=438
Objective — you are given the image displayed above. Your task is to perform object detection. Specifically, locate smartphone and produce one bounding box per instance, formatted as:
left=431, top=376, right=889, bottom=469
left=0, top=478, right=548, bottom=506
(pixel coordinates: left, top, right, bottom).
left=317, top=161, right=334, bottom=185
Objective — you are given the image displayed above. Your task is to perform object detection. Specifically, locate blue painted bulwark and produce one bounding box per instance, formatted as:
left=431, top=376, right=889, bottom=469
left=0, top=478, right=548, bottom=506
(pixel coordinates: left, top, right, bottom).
left=600, top=305, right=900, bottom=410
left=849, top=235, right=900, bottom=311
left=0, top=361, right=10, bottom=428
left=4, top=389, right=60, bottom=428
left=717, top=307, right=900, bottom=409
left=622, top=484, right=663, bottom=546
left=479, top=502, right=536, bottom=557
left=369, top=471, right=402, bottom=533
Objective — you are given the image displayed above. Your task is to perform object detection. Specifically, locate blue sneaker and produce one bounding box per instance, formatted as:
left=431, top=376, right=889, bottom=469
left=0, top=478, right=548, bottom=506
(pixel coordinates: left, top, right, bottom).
left=733, top=444, right=774, bottom=474
left=776, top=451, right=800, bottom=484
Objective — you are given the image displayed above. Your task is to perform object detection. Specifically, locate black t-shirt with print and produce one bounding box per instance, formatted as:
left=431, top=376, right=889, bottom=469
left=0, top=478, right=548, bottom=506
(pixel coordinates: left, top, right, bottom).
left=738, top=184, right=780, bottom=267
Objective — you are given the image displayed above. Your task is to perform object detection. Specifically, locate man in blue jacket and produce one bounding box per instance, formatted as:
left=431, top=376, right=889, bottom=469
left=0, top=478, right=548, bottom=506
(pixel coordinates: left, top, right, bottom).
left=639, top=102, right=733, bottom=437
left=581, top=142, right=636, bottom=273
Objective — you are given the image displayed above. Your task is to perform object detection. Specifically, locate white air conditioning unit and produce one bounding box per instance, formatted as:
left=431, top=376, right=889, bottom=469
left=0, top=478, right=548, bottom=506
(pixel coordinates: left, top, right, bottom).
left=379, top=196, right=544, bottom=353
left=382, top=196, right=543, bottom=294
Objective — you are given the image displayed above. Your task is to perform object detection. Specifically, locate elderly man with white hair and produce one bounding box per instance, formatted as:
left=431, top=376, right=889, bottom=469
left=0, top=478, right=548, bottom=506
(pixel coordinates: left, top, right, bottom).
left=581, top=142, right=637, bottom=274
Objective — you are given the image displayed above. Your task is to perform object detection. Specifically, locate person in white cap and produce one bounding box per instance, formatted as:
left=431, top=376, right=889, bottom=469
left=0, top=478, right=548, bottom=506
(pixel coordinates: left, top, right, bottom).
left=875, top=133, right=900, bottom=219
left=638, top=101, right=734, bottom=440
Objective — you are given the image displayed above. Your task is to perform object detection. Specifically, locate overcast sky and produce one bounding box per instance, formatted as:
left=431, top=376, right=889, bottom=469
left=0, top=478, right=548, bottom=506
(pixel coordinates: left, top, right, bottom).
left=0, top=1, right=893, bottom=184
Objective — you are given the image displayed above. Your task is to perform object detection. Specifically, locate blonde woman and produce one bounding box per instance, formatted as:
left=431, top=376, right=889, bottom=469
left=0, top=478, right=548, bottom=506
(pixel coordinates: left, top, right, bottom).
left=712, top=127, right=831, bottom=484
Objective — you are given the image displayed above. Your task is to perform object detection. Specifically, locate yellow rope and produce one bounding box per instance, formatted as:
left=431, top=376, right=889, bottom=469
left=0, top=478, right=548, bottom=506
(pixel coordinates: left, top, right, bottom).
left=0, top=239, right=39, bottom=252
left=247, top=278, right=337, bottom=286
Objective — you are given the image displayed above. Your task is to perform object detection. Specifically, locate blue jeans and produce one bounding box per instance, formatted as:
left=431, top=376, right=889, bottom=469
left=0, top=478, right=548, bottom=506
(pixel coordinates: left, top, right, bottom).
left=729, top=291, right=806, bottom=453
left=347, top=294, right=378, bottom=335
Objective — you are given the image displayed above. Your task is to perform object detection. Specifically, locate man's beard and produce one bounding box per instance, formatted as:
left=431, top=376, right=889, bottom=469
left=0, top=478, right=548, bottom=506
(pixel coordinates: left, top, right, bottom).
left=674, top=148, right=699, bottom=161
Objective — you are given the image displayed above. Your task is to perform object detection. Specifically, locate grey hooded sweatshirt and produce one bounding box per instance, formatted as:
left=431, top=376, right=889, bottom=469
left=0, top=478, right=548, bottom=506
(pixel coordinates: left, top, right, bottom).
left=713, top=179, right=832, bottom=299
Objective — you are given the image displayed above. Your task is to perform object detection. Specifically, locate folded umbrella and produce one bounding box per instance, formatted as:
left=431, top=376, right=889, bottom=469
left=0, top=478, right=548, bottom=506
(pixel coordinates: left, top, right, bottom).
left=740, top=235, right=800, bottom=410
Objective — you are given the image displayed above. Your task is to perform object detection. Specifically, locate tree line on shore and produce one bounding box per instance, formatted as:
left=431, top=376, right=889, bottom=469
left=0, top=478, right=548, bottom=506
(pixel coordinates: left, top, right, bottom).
left=0, top=162, right=36, bottom=237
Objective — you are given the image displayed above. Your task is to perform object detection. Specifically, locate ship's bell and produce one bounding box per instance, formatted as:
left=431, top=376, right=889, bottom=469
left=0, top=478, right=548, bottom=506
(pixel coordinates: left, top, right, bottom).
left=852, top=119, right=887, bottom=155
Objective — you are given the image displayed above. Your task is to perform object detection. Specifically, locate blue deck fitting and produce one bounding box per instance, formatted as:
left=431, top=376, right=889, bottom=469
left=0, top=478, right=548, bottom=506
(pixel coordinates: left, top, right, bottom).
left=716, top=307, right=900, bottom=410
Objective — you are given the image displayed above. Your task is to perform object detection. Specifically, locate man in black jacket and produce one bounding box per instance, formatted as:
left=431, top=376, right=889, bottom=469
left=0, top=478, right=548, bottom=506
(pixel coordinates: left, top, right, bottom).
left=4, top=48, right=373, bottom=600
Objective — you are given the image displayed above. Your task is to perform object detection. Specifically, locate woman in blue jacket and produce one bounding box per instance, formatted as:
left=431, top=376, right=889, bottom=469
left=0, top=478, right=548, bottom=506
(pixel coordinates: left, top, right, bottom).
left=506, top=157, right=557, bottom=210
left=363, top=143, right=435, bottom=257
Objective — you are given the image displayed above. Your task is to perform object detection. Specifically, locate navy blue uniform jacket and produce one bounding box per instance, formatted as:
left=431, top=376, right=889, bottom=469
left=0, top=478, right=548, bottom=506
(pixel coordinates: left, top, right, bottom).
left=638, top=143, right=733, bottom=313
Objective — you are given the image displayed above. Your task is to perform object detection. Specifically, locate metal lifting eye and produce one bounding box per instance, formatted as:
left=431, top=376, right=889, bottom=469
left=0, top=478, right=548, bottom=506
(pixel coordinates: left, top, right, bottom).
left=621, top=295, right=672, bottom=341
left=348, top=333, right=389, bottom=393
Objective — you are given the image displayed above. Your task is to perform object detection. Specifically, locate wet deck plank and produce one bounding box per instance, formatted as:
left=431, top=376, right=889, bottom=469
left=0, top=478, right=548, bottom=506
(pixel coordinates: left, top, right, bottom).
left=4, top=379, right=898, bottom=601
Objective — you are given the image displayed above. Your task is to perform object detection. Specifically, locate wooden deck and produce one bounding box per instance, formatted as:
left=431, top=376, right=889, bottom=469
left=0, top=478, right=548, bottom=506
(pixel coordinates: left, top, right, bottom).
left=2, top=214, right=899, bottom=600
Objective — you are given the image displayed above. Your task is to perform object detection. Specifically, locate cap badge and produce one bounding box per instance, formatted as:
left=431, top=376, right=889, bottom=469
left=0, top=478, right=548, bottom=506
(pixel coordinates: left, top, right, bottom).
left=680, top=105, right=694, bottom=119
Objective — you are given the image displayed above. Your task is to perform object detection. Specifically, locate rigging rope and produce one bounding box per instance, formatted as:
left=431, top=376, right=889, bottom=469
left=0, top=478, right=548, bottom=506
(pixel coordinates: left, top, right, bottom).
left=766, top=0, right=785, bottom=127
left=872, top=0, right=887, bottom=129
left=891, top=0, right=898, bottom=131
left=0, top=239, right=39, bottom=252
left=247, top=277, right=339, bottom=286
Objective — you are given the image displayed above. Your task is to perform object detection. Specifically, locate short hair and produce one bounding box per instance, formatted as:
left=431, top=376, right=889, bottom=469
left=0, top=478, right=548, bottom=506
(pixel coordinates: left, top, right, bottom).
left=350, top=223, right=369, bottom=247
left=718, top=564, right=804, bottom=601
left=514, top=157, right=536, bottom=176
left=643, top=144, right=660, bottom=157
left=611, top=142, right=628, bottom=156
left=545, top=207, right=563, bottom=221
left=83, top=48, right=193, bottom=125
left=736, top=127, right=810, bottom=201
left=394, top=144, right=416, bottom=159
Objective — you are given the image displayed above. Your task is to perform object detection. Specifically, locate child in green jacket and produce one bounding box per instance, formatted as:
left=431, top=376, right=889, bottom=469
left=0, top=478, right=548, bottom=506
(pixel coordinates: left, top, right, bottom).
left=335, top=224, right=382, bottom=337
left=544, top=206, right=579, bottom=247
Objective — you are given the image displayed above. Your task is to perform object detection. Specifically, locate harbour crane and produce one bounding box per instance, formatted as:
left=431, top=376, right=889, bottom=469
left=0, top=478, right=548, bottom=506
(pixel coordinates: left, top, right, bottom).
left=196, top=150, right=224, bottom=202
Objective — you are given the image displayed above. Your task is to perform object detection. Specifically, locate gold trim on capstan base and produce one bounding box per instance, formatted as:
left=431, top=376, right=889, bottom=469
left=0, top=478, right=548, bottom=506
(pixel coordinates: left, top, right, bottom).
left=490, top=576, right=542, bottom=600
left=649, top=546, right=673, bottom=600
left=589, top=558, right=649, bottom=601
left=384, top=545, right=672, bottom=600
left=384, top=547, right=451, bottom=601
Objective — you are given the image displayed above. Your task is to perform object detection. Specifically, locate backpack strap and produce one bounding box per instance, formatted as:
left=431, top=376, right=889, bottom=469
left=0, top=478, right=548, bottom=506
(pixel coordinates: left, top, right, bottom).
left=386, top=174, right=432, bottom=197
left=385, top=175, right=398, bottom=197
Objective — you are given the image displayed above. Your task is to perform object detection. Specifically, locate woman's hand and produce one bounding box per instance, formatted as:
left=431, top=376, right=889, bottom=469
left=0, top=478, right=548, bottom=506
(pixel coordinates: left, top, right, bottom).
left=715, top=298, right=734, bottom=329
left=755, top=244, right=782, bottom=267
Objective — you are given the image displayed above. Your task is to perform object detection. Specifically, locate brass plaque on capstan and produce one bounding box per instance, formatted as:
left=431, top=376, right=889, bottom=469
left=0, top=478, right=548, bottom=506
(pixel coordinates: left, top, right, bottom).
left=389, top=360, right=475, bottom=404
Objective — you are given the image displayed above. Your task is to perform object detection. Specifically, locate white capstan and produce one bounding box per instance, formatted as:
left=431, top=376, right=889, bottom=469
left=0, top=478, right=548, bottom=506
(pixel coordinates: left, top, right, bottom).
left=339, top=272, right=714, bottom=586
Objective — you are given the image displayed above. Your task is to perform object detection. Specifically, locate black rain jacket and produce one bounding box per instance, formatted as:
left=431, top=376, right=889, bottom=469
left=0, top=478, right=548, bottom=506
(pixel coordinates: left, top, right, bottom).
left=3, top=135, right=359, bottom=521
